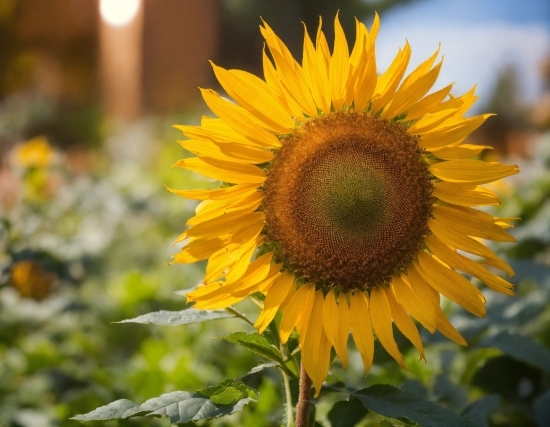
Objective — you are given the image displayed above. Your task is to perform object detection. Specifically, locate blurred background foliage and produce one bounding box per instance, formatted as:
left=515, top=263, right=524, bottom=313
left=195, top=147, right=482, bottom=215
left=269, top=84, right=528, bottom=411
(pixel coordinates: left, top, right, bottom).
left=0, top=0, right=549, bottom=426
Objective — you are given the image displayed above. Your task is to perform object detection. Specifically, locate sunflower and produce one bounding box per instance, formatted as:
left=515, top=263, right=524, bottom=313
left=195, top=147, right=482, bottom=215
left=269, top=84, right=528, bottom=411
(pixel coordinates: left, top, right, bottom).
left=170, top=14, right=519, bottom=395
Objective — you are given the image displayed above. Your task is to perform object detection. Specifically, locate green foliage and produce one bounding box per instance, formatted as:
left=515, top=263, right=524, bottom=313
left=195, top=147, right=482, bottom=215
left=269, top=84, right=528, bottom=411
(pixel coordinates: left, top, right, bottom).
left=72, top=379, right=259, bottom=423
left=350, top=384, right=478, bottom=427
left=477, top=332, right=550, bottom=372
left=460, top=395, right=500, bottom=427
left=327, top=398, right=369, bottom=427
left=116, top=309, right=235, bottom=326
left=218, top=332, right=285, bottom=365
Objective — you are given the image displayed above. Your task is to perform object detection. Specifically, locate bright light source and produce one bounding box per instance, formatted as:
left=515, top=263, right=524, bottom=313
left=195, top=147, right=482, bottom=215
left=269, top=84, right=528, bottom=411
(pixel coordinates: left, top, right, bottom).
left=99, top=0, right=141, bottom=27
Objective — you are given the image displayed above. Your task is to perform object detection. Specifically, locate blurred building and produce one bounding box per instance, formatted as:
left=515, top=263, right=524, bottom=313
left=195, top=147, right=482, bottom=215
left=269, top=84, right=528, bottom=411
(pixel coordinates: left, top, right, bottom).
left=11, top=0, right=219, bottom=121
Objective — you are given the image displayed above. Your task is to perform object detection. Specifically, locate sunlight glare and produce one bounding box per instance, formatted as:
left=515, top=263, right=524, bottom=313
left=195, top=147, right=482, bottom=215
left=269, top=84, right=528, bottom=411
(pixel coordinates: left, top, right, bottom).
left=99, top=0, right=141, bottom=27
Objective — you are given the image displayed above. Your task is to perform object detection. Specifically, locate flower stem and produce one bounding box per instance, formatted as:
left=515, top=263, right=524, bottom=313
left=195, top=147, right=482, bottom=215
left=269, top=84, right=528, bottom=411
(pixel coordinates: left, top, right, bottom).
left=281, top=367, right=295, bottom=427
left=295, top=362, right=312, bottom=427
left=224, top=306, right=255, bottom=327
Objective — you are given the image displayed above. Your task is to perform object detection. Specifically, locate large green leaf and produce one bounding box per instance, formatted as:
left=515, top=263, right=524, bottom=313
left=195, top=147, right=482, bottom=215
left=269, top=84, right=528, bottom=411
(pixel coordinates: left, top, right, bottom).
left=534, top=390, right=550, bottom=427
left=327, top=398, right=369, bottom=427
left=114, top=309, right=233, bottom=326
left=218, top=332, right=284, bottom=364
left=351, top=384, right=478, bottom=427
left=477, top=332, right=550, bottom=372
left=70, top=400, right=144, bottom=420
left=460, top=395, right=500, bottom=427
left=71, top=379, right=258, bottom=423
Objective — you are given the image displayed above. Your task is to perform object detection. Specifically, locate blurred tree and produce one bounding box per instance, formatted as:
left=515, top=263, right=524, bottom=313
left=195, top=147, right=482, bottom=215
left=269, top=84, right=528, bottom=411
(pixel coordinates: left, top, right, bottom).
left=474, top=65, right=534, bottom=158
left=218, top=0, right=422, bottom=75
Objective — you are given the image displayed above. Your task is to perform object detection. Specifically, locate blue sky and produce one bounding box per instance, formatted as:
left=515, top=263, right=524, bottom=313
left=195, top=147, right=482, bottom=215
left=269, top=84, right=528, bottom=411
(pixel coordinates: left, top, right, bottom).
left=373, top=0, right=550, bottom=106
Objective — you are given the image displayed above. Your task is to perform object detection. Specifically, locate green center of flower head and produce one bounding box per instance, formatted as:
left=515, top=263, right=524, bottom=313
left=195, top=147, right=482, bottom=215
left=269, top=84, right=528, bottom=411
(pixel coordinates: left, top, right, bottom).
left=304, top=151, right=387, bottom=238
left=264, top=112, right=434, bottom=292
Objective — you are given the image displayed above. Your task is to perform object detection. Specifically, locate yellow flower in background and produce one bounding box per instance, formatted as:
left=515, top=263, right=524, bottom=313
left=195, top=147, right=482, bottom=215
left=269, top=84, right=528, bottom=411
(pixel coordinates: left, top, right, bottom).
left=170, top=14, right=519, bottom=395
left=13, top=136, right=54, bottom=169
left=11, top=260, right=56, bottom=300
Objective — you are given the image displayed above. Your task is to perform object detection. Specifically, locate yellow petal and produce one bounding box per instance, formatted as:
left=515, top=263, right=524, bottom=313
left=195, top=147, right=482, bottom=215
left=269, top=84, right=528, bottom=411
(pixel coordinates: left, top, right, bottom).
left=391, top=275, right=436, bottom=333
left=350, top=292, right=374, bottom=374
left=206, top=237, right=259, bottom=284
left=173, top=156, right=266, bottom=184
left=186, top=281, right=229, bottom=301
left=434, top=305, right=467, bottom=346
left=370, top=287, right=406, bottom=368
left=198, top=117, right=261, bottom=146
left=254, top=272, right=295, bottom=333
left=323, top=289, right=349, bottom=369
left=172, top=236, right=231, bottom=264
left=262, top=47, right=306, bottom=123
left=346, top=19, right=368, bottom=106
left=385, top=286, right=425, bottom=360
left=229, top=252, right=273, bottom=289
left=302, top=290, right=332, bottom=397
left=428, top=219, right=514, bottom=276
left=165, top=182, right=260, bottom=201
left=316, top=17, right=331, bottom=70
left=329, top=12, right=350, bottom=110
left=420, top=114, right=494, bottom=149
left=193, top=252, right=273, bottom=302
left=406, top=264, right=440, bottom=307
left=407, top=109, right=458, bottom=135
left=189, top=289, right=245, bottom=310
left=382, top=58, right=443, bottom=119
left=370, top=42, right=411, bottom=113
left=349, top=18, right=367, bottom=67
left=353, top=51, right=377, bottom=111
left=436, top=85, right=478, bottom=115
left=295, top=285, right=316, bottom=346
left=405, top=83, right=453, bottom=120
left=433, top=182, right=501, bottom=206
left=183, top=211, right=264, bottom=240
left=178, top=139, right=250, bottom=163
left=261, top=21, right=318, bottom=118
left=187, top=191, right=263, bottom=226
left=255, top=263, right=284, bottom=294
left=211, top=63, right=295, bottom=134
left=433, top=205, right=516, bottom=242
left=425, top=236, right=515, bottom=297
left=431, top=144, right=492, bottom=160
left=430, top=159, right=520, bottom=185
left=280, top=284, right=312, bottom=344
left=415, top=253, right=486, bottom=318
left=352, top=13, right=379, bottom=111
left=302, top=23, right=331, bottom=114
left=200, top=88, right=281, bottom=148
left=494, top=217, right=520, bottom=229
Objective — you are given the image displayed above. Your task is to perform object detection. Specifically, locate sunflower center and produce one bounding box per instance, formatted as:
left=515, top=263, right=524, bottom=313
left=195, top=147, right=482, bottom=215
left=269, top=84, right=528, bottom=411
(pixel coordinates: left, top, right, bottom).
left=303, top=150, right=387, bottom=238
left=263, top=112, right=434, bottom=292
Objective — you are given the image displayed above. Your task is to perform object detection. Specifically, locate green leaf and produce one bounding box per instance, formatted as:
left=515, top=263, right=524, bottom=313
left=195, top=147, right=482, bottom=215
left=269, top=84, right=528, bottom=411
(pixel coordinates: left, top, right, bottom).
left=218, top=332, right=284, bottom=364
left=71, top=399, right=144, bottom=420
left=534, top=390, right=550, bottom=427
left=114, top=309, right=233, bottom=326
left=351, top=384, right=478, bottom=427
left=198, top=379, right=259, bottom=405
left=460, top=395, right=500, bottom=427
left=71, top=380, right=258, bottom=423
left=246, top=362, right=279, bottom=375
left=328, top=398, right=369, bottom=427
left=477, top=332, right=550, bottom=372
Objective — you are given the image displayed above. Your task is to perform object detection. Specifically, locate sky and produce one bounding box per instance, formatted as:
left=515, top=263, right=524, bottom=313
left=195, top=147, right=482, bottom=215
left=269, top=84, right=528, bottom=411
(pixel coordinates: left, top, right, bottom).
left=374, top=0, right=550, bottom=107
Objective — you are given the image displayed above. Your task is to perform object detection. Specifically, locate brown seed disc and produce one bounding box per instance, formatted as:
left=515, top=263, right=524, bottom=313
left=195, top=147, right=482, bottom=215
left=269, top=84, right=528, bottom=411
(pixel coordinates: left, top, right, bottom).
left=263, top=112, right=434, bottom=292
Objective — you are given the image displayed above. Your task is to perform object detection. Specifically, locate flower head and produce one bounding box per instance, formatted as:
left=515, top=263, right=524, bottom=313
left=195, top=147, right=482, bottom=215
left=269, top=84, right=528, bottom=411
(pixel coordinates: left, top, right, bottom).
left=12, top=136, right=54, bottom=169
left=170, top=14, right=519, bottom=395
